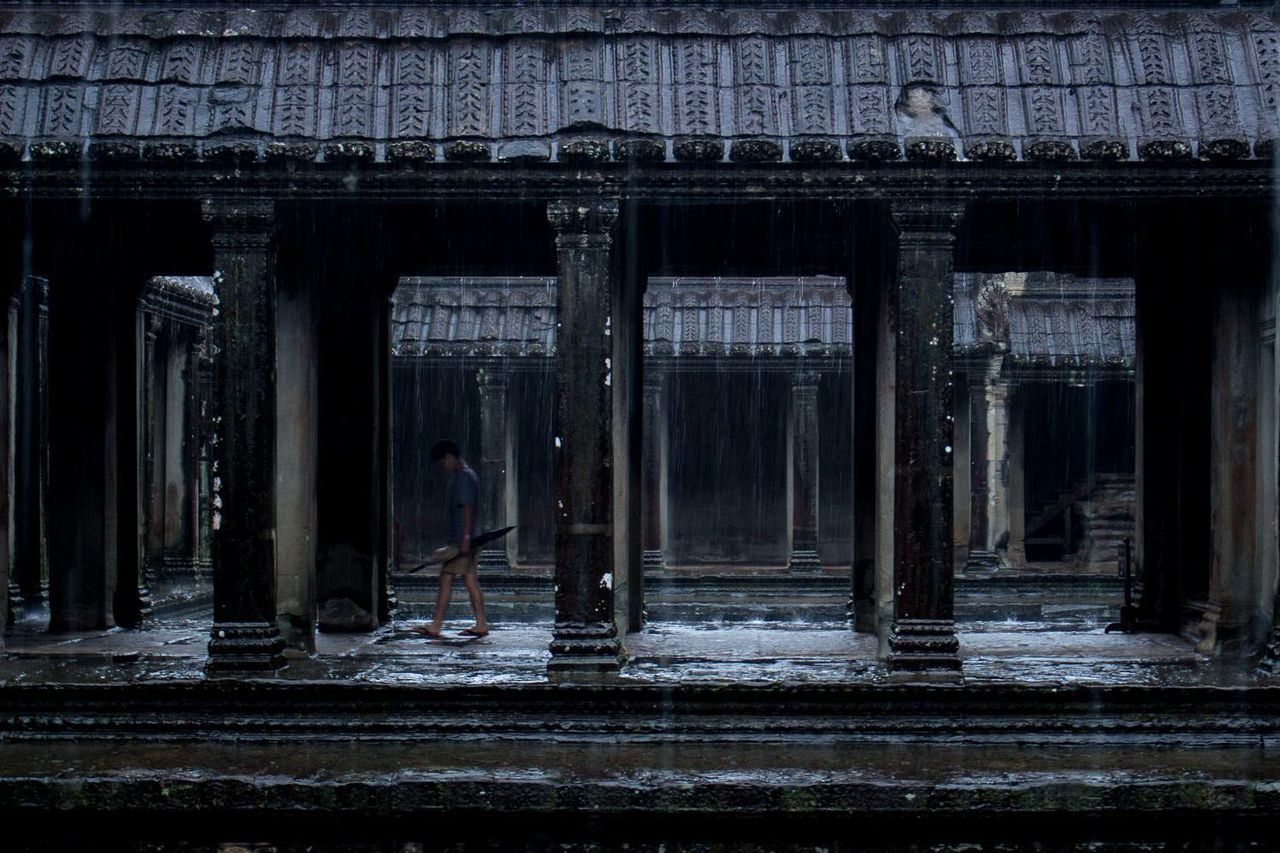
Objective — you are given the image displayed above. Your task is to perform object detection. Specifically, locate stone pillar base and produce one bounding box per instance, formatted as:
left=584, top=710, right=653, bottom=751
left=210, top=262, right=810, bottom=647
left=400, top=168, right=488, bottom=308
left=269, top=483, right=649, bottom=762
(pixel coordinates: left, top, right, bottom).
left=1259, top=621, right=1280, bottom=675
left=888, top=618, right=962, bottom=675
left=642, top=550, right=664, bottom=571
left=548, top=622, right=622, bottom=674
left=788, top=549, right=822, bottom=573
left=206, top=621, right=287, bottom=672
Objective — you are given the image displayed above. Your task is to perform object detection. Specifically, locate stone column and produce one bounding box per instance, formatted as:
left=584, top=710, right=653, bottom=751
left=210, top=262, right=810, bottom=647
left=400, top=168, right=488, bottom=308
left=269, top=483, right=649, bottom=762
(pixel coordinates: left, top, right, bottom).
left=547, top=199, right=622, bottom=674
left=0, top=289, right=15, bottom=645
left=851, top=265, right=883, bottom=634
left=13, top=278, right=48, bottom=609
left=641, top=369, right=668, bottom=571
left=47, top=272, right=123, bottom=631
left=177, top=329, right=202, bottom=572
left=315, top=273, right=388, bottom=633
left=378, top=293, right=395, bottom=620
left=1005, top=385, right=1027, bottom=568
left=1204, top=279, right=1261, bottom=653
left=202, top=200, right=285, bottom=671
left=140, top=310, right=162, bottom=586
left=274, top=267, right=318, bottom=649
left=952, top=370, right=972, bottom=572
left=788, top=370, right=821, bottom=572
left=504, top=404, right=519, bottom=569
left=981, top=366, right=1012, bottom=554
left=886, top=201, right=963, bottom=675
left=477, top=367, right=511, bottom=572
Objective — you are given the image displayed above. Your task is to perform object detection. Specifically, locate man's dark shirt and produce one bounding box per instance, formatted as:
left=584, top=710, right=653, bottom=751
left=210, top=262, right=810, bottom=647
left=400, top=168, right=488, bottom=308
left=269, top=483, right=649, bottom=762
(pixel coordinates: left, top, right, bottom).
left=448, top=463, right=480, bottom=545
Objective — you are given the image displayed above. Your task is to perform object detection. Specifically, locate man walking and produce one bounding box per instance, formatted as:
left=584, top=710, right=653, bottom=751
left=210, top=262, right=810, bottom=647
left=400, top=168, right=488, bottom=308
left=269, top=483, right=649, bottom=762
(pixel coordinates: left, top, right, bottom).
left=412, top=440, right=490, bottom=638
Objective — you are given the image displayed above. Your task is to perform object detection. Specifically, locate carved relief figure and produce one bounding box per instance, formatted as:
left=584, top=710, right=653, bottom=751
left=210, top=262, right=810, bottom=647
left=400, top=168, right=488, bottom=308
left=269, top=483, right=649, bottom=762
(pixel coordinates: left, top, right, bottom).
left=894, top=82, right=960, bottom=138
left=975, top=277, right=1011, bottom=346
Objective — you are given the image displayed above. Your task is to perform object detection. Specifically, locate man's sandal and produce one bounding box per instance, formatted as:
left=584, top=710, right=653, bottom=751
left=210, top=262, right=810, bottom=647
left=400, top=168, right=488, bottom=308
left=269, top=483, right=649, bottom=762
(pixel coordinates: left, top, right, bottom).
left=410, top=625, right=443, bottom=639
left=459, top=628, right=490, bottom=638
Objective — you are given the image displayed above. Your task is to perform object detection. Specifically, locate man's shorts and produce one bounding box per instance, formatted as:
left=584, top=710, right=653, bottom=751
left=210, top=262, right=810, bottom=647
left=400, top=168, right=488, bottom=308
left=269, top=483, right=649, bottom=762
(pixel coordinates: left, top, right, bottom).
left=435, top=544, right=479, bottom=576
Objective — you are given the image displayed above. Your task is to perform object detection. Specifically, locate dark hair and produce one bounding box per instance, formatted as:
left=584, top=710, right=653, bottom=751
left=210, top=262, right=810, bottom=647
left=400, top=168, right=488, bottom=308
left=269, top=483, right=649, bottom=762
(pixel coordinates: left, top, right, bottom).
left=430, top=439, right=461, bottom=463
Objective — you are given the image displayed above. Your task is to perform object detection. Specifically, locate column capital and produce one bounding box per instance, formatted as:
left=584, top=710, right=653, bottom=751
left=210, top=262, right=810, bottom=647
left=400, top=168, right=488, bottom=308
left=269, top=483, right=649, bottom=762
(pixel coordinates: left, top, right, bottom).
left=142, top=309, right=162, bottom=341
left=547, top=199, right=619, bottom=247
left=791, top=369, right=822, bottom=389
left=477, top=365, right=509, bottom=390
left=888, top=201, right=965, bottom=244
left=201, top=199, right=276, bottom=249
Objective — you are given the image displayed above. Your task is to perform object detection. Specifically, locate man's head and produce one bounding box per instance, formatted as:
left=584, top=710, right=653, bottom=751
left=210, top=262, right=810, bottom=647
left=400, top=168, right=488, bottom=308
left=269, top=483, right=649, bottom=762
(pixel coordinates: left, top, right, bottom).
left=430, top=439, right=463, bottom=473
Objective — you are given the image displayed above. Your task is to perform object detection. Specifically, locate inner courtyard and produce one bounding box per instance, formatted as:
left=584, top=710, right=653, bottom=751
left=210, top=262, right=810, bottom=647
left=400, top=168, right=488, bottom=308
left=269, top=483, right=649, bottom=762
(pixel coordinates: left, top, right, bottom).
left=2, top=2, right=1280, bottom=847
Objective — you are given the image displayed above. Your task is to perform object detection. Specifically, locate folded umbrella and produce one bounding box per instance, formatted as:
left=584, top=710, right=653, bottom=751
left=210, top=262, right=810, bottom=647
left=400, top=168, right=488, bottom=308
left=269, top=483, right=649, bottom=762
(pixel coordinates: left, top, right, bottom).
left=405, top=526, right=516, bottom=574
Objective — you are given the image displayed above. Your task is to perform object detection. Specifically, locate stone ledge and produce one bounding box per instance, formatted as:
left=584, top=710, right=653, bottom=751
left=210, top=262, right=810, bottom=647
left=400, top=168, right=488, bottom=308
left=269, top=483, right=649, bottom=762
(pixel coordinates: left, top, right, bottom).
left=2, top=681, right=1278, bottom=744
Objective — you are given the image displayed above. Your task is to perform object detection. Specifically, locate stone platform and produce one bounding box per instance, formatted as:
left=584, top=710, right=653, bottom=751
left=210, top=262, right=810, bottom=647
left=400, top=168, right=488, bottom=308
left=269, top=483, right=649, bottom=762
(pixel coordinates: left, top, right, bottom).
left=3, top=619, right=1276, bottom=848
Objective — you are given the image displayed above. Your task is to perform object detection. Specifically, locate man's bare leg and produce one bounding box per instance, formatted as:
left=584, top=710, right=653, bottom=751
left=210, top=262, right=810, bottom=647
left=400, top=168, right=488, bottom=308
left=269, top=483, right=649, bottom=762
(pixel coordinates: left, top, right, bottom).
left=462, top=573, right=489, bottom=633
left=412, top=573, right=454, bottom=635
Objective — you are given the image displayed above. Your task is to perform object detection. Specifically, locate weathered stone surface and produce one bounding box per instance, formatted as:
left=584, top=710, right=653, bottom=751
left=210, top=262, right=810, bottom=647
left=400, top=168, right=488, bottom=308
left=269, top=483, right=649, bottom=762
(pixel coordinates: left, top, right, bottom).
left=789, top=137, right=841, bottom=162
left=887, top=201, right=963, bottom=675
left=87, top=140, right=140, bottom=163
left=201, top=200, right=285, bottom=672
left=1082, top=137, right=1128, bottom=161
left=387, top=140, right=435, bottom=164
left=28, top=139, right=78, bottom=162
left=965, top=137, right=1016, bottom=162
left=673, top=136, right=724, bottom=162
left=264, top=142, right=317, bottom=163
left=547, top=198, right=622, bottom=675
left=444, top=140, right=490, bottom=162
left=322, top=141, right=374, bottom=163
left=1025, top=138, right=1077, bottom=162
left=497, top=140, right=551, bottom=162
left=729, top=138, right=782, bottom=163
left=204, top=141, right=260, bottom=165
left=1200, top=138, right=1251, bottom=161
left=613, top=138, right=665, bottom=163
left=1139, top=139, right=1194, bottom=161
left=905, top=137, right=957, bottom=163
left=559, top=138, right=610, bottom=165
left=848, top=136, right=901, bottom=162
left=316, top=597, right=375, bottom=633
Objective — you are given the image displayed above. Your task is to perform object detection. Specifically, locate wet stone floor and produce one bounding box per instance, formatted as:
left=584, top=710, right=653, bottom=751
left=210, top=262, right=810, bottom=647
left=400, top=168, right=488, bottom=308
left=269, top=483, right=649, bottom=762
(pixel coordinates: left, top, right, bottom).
left=0, top=615, right=1227, bottom=686
left=0, top=573, right=1240, bottom=686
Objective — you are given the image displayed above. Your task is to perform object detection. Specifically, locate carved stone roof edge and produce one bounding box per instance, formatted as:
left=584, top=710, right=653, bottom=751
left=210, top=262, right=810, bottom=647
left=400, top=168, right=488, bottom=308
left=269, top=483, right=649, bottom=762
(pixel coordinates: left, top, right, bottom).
left=1, top=6, right=1271, bottom=39
left=646, top=276, right=847, bottom=288
left=397, top=276, right=556, bottom=288
left=142, top=274, right=216, bottom=325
